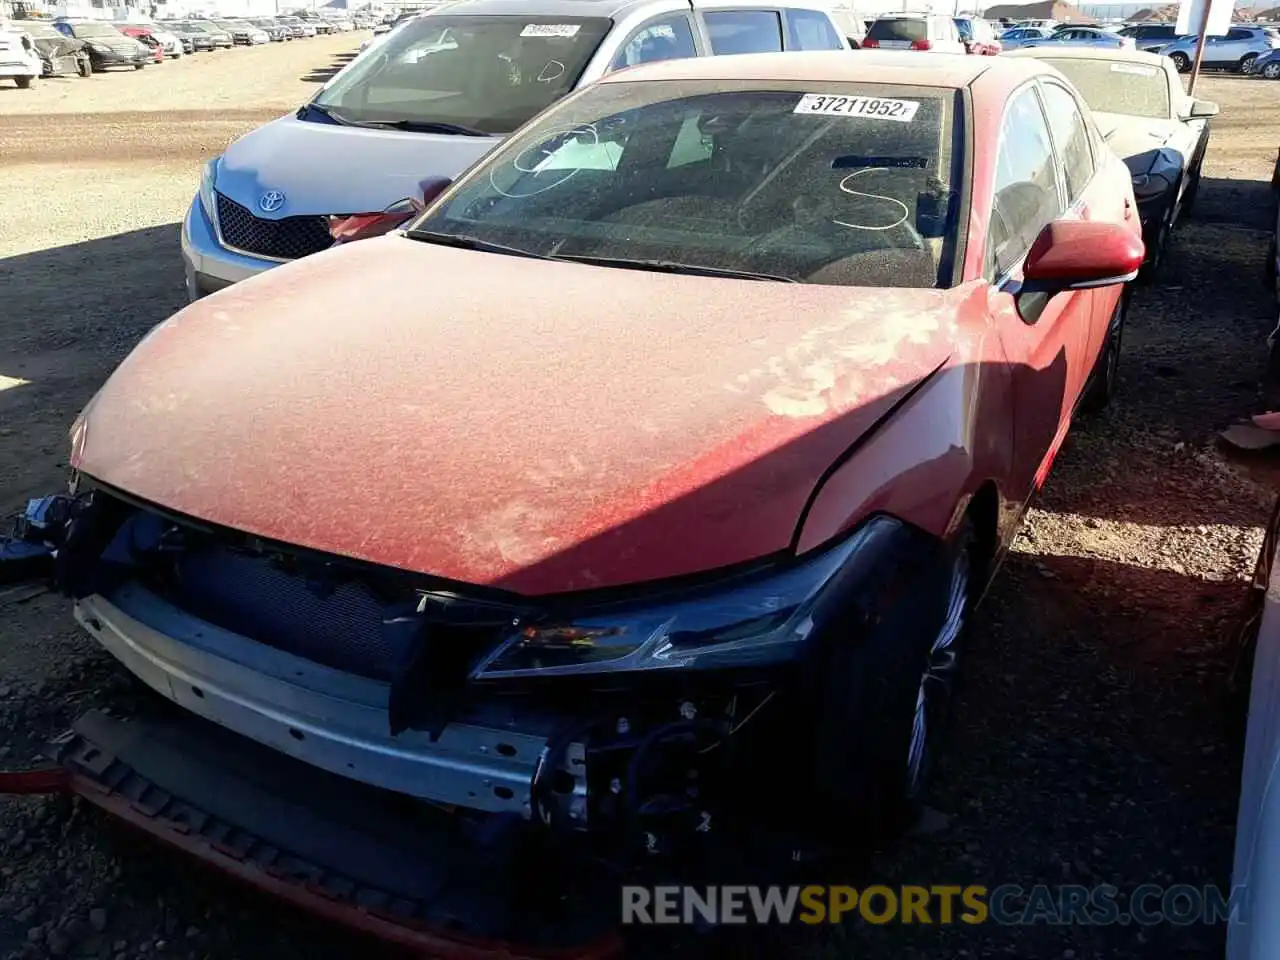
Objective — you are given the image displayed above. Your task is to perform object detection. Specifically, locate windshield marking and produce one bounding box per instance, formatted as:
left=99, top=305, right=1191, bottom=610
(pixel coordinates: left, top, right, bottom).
left=520, top=23, right=580, bottom=37
left=794, top=94, right=921, bottom=123
left=833, top=170, right=911, bottom=231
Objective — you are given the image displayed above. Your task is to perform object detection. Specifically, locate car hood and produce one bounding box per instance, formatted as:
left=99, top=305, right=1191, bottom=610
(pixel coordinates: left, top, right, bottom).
left=217, top=114, right=501, bottom=217
left=1095, top=112, right=1189, bottom=169
left=73, top=237, right=963, bottom=596
left=83, top=34, right=141, bottom=50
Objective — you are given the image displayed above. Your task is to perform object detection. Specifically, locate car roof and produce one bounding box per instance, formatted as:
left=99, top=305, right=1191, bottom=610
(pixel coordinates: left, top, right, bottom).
left=1004, top=45, right=1169, bottom=67
left=438, top=0, right=689, bottom=18
left=600, top=49, right=1052, bottom=89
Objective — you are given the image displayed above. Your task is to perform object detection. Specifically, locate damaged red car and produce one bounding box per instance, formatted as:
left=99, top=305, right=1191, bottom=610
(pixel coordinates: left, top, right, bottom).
left=5, top=52, right=1142, bottom=956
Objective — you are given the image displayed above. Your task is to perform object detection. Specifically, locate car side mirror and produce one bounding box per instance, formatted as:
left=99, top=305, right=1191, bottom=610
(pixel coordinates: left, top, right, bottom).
left=1021, top=220, right=1144, bottom=292
left=1186, top=99, right=1219, bottom=119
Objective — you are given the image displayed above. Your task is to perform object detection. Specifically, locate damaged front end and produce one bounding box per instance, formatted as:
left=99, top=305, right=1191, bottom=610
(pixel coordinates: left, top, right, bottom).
left=3, top=481, right=954, bottom=949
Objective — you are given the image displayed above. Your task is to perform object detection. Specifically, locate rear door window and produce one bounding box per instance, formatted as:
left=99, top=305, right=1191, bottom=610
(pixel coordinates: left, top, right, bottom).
left=785, top=9, right=844, bottom=50
left=611, top=14, right=698, bottom=69
left=989, top=86, right=1063, bottom=277
left=703, top=10, right=784, bottom=54
left=1038, top=81, right=1094, bottom=202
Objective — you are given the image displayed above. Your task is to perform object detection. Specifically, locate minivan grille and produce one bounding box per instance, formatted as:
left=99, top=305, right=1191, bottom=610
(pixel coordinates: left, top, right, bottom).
left=215, top=192, right=332, bottom=261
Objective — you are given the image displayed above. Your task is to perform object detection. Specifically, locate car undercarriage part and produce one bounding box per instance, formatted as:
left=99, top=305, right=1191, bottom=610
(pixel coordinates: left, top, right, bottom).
left=0, top=706, right=623, bottom=960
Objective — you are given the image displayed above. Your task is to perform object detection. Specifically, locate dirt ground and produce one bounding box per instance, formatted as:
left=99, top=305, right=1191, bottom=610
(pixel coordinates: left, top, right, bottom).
left=1, top=38, right=1279, bottom=960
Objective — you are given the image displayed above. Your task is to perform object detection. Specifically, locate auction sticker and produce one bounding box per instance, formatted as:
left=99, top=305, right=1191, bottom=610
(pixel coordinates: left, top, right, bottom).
left=793, top=94, right=920, bottom=122
left=521, top=23, right=581, bottom=37
left=1110, top=62, right=1158, bottom=76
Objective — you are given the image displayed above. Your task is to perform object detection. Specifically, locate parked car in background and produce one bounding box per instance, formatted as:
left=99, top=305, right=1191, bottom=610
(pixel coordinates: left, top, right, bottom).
left=1253, top=47, right=1280, bottom=78
left=1021, top=26, right=1135, bottom=49
left=174, top=20, right=233, bottom=49
left=0, top=26, right=41, bottom=87
left=247, top=18, right=290, bottom=41
left=54, top=20, right=151, bottom=70
left=1159, top=26, right=1280, bottom=73
left=15, top=20, right=92, bottom=78
left=1117, top=21, right=1182, bottom=52
left=214, top=20, right=270, bottom=45
left=182, top=0, right=852, bottom=299
left=828, top=1, right=867, bottom=47
left=955, top=16, right=1000, bottom=54
left=275, top=16, right=311, bottom=38
left=117, top=25, right=167, bottom=63
left=1008, top=46, right=1216, bottom=277
left=863, top=14, right=965, bottom=52
left=999, top=25, right=1052, bottom=48
left=148, top=25, right=186, bottom=58
left=160, top=22, right=204, bottom=52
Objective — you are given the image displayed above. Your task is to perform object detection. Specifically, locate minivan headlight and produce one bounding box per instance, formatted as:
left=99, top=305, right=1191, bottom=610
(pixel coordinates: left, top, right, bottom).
left=199, top=159, right=218, bottom=220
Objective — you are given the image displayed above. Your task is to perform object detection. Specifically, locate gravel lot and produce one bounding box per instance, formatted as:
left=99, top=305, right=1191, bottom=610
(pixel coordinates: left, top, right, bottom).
left=1, top=37, right=1279, bottom=960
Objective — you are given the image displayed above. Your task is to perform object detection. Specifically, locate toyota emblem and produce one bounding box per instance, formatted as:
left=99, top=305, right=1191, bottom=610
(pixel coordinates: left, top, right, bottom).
left=258, top=190, right=286, bottom=213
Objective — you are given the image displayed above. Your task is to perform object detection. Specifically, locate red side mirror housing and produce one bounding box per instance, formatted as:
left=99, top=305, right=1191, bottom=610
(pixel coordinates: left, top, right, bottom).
left=1022, top=220, right=1144, bottom=292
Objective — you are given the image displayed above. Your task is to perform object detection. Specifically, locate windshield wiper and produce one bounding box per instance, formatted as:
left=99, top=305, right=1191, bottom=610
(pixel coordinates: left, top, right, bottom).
left=297, top=102, right=356, bottom=125
left=405, top=229, right=550, bottom=259
left=550, top=255, right=797, bottom=283
left=360, top=119, right=489, bottom=137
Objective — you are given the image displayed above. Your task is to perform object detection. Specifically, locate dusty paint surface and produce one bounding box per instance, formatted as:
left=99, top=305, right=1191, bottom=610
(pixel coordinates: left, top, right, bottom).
left=73, top=235, right=956, bottom=595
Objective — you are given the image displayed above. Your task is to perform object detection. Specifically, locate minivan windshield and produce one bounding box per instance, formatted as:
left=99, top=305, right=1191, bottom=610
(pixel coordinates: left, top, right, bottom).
left=410, top=79, right=963, bottom=288
left=309, top=15, right=612, bottom=135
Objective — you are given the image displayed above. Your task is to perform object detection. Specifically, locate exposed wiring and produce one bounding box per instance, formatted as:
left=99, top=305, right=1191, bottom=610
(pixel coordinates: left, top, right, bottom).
left=698, top=691, right=776, bottom=754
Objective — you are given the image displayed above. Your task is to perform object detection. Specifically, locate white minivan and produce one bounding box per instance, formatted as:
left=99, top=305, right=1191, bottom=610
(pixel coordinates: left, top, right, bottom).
left=183, top=0, right=852, bottom=299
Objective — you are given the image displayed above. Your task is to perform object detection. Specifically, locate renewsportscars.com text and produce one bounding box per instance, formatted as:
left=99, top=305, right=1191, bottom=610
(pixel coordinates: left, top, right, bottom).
left=621, top=884, right=1249, bottom=926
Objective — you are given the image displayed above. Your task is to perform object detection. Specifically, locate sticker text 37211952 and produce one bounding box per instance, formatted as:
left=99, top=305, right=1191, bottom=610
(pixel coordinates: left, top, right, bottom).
left=792, top=94, right=921, bottom=122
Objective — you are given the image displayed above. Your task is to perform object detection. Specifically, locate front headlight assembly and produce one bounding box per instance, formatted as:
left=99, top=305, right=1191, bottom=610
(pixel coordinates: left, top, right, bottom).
left=198, top=158, right=218, bottom=220
left=471, top=516, right=906, bottom=680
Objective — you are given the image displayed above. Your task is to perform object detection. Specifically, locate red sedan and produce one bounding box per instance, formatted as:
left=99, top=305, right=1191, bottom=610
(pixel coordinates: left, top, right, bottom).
left=38, top=50, right=1142, bottom=951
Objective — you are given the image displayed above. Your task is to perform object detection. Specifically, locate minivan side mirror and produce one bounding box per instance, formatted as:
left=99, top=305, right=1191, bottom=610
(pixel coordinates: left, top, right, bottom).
left=1021, top=220, right=1144, bottom=292
left=417, top=176, right=453, bottom=209
left=1186, top=99, right=1219, bottom=120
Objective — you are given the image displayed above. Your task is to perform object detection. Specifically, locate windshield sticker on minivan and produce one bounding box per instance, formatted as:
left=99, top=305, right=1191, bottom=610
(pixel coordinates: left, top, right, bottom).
left=793, top=94, right=920, bottom=122
left=1111, top=62, right=1159, bottom=76
left=520, top=23, right=581, bottom=38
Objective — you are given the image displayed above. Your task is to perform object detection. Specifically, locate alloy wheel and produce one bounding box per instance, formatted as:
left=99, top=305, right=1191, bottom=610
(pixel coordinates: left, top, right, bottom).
left=1264, top=61, right=1280, bottom=79
left=905, top=541, right=970, bottom=800
left=1242, top=53, right=1259, bottom=73
left=1171, top=52, right=1190, bottom=72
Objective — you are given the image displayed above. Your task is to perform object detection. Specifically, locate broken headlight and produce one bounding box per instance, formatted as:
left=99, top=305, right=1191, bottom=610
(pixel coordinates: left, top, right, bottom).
left=470, top=517, right=900, bottom=680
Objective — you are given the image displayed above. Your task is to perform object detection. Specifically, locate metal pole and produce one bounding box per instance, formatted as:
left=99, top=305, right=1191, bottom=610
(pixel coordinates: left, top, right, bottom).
left=1187, top=0, right=1214, bottom=96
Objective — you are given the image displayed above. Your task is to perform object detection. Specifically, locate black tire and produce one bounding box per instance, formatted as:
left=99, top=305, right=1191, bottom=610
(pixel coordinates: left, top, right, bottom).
left=1082, top=294, right=1126, bottom=412
left=1139, top=204, right=1174, bottom=284
left=809, top=521, right=975, bottom=843
left=76, top=58, right=91, bottom=78
left=1171, top=51, right=1191, bottom=72
left=134, top=63, right=146, bottom=70
left=1182, top=166, right=1202, bottom=216
left=1241, top=53, right=1259, bottom=73
left=14, top=75, right=32, bottom=89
